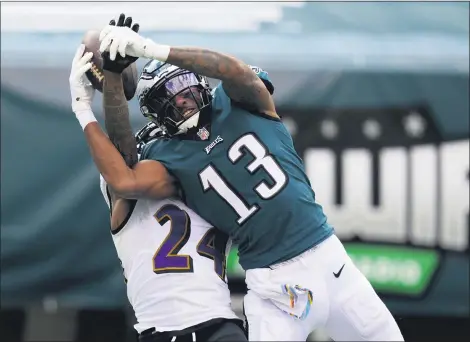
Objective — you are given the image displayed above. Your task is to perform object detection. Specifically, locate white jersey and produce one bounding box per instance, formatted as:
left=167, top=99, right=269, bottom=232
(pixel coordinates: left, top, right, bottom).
left=100, top=176, right=239, bottom=333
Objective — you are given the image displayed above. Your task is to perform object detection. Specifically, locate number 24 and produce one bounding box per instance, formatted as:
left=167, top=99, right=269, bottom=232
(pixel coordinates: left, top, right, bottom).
left=152, top=204, right=228, bottom=280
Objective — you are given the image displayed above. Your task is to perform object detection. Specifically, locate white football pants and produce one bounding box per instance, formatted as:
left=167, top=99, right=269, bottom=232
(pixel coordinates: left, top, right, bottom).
left=243, top=235, right=404, bottom=341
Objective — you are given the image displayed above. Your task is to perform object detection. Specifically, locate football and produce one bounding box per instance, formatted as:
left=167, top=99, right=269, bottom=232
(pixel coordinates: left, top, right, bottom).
left=82, top=30, right=139, bottom=101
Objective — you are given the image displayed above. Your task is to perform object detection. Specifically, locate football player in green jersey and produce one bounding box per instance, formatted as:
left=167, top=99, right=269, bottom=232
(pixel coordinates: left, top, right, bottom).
left=70, top=16, right=403, bottom=341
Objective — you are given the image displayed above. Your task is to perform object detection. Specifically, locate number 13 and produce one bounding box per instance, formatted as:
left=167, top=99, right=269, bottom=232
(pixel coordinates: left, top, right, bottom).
left=199, top=133, right=287, bottom=225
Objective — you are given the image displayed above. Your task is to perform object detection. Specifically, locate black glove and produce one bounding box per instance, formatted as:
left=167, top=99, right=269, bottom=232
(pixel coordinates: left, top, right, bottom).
left=102, top=13, right=140, bottom=74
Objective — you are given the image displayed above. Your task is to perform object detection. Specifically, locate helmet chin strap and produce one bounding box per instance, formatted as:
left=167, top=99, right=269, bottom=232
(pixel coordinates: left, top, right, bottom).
left=175, top=112, right=200, bottom=135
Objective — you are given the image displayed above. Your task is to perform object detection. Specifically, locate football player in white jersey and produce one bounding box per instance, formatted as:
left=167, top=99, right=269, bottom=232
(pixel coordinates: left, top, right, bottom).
left=69, top=13, right=246, bottom=340
left=100, top=122, right=247, bottom=342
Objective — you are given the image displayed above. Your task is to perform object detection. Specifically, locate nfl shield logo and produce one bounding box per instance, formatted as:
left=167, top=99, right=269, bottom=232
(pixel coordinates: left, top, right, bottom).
left=197, top=127, right=210, bottom=140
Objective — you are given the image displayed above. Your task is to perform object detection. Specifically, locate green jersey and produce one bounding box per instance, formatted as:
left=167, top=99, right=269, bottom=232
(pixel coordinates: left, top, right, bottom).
left=142, top=73, right=333, bottom=270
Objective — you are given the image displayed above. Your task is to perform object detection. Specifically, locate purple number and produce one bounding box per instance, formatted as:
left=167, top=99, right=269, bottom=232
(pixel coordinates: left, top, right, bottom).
left=197, top=228, right=229, bottom=281
left=152, top=204, right=229, bottom=279
left=153, top=204, right=194, bottom=274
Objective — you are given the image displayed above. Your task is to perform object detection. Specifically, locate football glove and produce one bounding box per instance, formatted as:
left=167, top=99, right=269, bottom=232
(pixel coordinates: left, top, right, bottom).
left=101, top=13, right=140, bottom=74
left=69, top=44, right=95, bottom=113
left=99, top=19, right=170, bottom=62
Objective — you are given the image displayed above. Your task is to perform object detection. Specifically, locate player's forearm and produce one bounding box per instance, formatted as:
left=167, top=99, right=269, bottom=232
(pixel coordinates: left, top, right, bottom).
left=83, top=122, right=134, bottom=191
left=102, top=70, right=138, bottom=168
left=164, top=46, right=272, bottom=113
left=166, top=47, right=248, bottom=83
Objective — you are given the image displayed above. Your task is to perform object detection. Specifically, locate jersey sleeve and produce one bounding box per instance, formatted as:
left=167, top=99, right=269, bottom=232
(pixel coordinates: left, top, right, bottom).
left=249, top=65, right=274, bottom=95
left=212, top=65, right=274, bottom=100
left=99, top=174, right=112, bottom=211
left=211, top=65, right=275, bottom=120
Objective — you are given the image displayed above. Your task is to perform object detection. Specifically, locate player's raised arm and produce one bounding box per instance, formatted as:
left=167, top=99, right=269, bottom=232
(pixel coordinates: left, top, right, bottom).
left=103, top=70, right=138, bottom=165
left=68, top=44, right=176, bottom=200
left=166, top=48, right=277, bottom=116
left=101, top=14, right=139, bottom=170
left=98, top=23, right=278, bottom=118
left=84, top=124, right=175, bottom=199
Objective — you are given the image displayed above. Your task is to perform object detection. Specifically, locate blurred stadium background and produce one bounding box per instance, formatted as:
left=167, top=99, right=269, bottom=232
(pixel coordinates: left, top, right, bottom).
left=1, top=1, right=468, bottom=341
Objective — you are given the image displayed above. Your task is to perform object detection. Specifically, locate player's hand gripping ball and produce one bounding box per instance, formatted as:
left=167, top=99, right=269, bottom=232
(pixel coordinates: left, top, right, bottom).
left=82, top=14, right=139, bottom=100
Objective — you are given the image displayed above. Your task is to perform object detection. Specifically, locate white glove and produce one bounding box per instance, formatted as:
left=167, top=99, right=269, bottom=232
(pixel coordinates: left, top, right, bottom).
left=69, top=44, right=97, bottom=130
left=98, top=25, right=170, bottom=62
left=69, top=44, right=95, bottom=113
